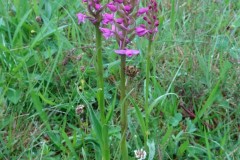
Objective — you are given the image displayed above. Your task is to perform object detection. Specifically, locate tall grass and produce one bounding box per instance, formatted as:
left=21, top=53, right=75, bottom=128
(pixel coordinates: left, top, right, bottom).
left=0, top=0, right=240, bottom=159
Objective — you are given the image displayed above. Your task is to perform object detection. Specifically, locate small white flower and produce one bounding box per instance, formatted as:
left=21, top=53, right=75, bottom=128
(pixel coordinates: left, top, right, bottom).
left=134, top=148, right=147, bottom=160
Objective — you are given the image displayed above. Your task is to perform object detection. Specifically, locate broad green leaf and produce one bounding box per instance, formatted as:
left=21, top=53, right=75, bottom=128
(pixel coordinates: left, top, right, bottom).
left=169, top=113, right=182, bottom=127
left=186, top=118, right=196, bottom=133
left=7, top=88, right=21, bottom=104
left=87, top=105, right=103, bottom=144
left=147, top=139, right=155, bottom=160
left=161, top=126, right=173, bottom=145
left=130, top=98, right=147, bottom=136
left=177, top=140, right=189, bottom=157
left=82, top=147, right=87, bottom=160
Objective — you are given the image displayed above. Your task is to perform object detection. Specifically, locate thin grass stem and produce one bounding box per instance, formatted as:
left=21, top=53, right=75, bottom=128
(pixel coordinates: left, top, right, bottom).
left=120, top=54, right=128, bottom=159
left=95, top=23, right=110, bottom=160
left=144, top=40, right=153, bottom=149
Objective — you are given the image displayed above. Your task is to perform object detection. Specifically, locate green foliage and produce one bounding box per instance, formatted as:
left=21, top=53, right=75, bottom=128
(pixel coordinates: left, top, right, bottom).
left=0, top=0, right=240, bottom=159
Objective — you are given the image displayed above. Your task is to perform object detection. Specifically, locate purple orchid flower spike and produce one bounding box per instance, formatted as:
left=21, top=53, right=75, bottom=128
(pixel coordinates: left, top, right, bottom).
left=76, top=1, right=114, bottom=159
left=97, top=1, right=147, bottom=158
left=99, top=0, right=142, bottom=57
left=136, top=0, right=160, bottom=40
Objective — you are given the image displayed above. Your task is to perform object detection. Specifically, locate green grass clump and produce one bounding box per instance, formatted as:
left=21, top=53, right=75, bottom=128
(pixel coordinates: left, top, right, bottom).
left=0, top=0, right=239, bottom=159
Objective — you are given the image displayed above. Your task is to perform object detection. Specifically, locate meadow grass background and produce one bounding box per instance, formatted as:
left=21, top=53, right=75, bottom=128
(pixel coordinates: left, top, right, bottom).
left=0, top=0, right=240, bottom=159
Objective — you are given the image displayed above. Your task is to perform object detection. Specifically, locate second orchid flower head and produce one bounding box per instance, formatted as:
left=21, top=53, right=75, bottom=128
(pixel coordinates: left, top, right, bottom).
left=135, top=0, right=160, bottom=40
left=99, top=0, right=142, bottom=57
left=77, top=0, right=160, bottom=57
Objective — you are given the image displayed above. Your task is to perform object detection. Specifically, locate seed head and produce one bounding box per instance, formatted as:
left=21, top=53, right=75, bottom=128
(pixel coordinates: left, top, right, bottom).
left=75, top=105, right=85, bottom=115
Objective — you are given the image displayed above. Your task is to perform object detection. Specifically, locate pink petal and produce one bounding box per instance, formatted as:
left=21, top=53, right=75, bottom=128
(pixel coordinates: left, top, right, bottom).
left=115, top=18, right=124, bottom=24
left=135, top=25, right=149, bottom=37
left=124, top=5, right=132, bottom=13
left=154, top=20, right=159, bottom=26
left=125, top=49, right=139, bottom=57
left=114, top=0, right=123, bottom=3
left=102, top=13, right=114, bottom=25
left=114, top=50, right=125, bottom=55
left=137, top=8, right=149, bottom=16
left=107, top=2, right=117, bottom=12
left=114, top=49, right=139, bottom=57
left=76, top=13, right=86, bottom=24
left=95, top=3, right=102, bottom=10
left=99, top=27, right=114, bottom=39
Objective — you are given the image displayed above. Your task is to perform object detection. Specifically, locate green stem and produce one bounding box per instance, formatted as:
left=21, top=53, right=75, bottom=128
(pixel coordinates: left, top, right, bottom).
left=95, top=23, right=110, bottom=160
left=144, top=40, right=153, bottom=147
left=95, top=23, right=105, bottom=123
left=120, top=55, right=128, bottom=160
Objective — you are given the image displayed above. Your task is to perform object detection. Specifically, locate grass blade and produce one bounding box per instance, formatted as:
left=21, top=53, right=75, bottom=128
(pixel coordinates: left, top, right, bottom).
left=130, top=98, right=147, bottom=136
left=12, top=9, right=32, bottom=44
left=87, top=105, right=103, bottom=144
left=61, top=129, right=78, bottom=158
left=30, top=90, right=50, bottom=130
left=194, top=61, right=232, bottom=123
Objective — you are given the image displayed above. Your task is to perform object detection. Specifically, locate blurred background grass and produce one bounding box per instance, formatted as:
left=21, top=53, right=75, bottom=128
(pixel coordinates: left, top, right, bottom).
left=0, top=0, right=239, bottom=159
